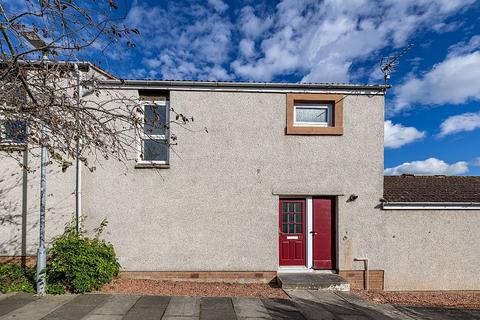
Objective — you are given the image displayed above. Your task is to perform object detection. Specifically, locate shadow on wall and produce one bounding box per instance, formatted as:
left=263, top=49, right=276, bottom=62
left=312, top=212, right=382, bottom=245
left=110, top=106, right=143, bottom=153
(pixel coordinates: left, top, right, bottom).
left=0, top=154, right=72, bottom=266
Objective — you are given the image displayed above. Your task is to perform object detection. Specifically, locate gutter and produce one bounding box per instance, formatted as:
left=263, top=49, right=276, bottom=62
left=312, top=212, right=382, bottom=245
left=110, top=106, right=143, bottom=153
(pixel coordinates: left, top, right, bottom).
left=97, top=79, right=389, bottom=94
left=381, top=201, right=480, bottom=210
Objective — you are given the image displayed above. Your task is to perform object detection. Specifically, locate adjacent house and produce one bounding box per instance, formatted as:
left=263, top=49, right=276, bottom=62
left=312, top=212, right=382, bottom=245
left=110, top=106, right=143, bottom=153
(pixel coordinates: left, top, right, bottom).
left=0, top=62, right=479, bottom=291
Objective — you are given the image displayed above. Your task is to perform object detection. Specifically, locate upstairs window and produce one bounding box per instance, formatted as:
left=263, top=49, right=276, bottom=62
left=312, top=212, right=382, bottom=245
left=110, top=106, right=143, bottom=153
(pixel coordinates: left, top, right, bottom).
left=294, top=103, right=333, bottom=127
left=0, top=116, right=27, bottom=147
left=286, top=93, right=343, bottom=135
left=137, top=101, right=170, bottom=166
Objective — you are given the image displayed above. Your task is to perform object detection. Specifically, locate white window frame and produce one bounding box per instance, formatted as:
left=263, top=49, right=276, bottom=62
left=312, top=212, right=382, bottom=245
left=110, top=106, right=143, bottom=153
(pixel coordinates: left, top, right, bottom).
left=293, top=103, right=333, bottom=127
left=136, top=100, right=170, bottom=166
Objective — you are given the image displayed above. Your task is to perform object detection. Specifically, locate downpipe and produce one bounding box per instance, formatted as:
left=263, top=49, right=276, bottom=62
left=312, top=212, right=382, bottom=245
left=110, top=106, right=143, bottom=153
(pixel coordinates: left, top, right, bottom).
left=74, top=63, right=82, bottom=234
left=354, top=257, right=369, bottom=290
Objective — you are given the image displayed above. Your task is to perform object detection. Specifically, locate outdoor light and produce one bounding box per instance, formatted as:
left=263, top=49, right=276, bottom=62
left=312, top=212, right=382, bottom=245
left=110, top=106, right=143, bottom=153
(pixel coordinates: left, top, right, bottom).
left=20, top=30, right=49, bottom=295
left=348, top=194, right=358, bottom=202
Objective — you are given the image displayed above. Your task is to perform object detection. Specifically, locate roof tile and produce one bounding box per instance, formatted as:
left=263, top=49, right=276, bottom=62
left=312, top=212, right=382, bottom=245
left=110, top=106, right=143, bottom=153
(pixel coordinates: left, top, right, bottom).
left=384, top=175, right=480, bottom=202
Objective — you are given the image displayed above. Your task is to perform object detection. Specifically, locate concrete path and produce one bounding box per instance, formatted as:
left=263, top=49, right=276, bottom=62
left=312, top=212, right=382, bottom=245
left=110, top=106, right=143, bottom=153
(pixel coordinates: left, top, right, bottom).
left=0, top=291, right=479, bottom=320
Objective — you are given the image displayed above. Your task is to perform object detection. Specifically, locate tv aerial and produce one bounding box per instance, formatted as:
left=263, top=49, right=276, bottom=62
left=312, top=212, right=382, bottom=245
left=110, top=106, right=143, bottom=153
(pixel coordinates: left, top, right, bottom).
left=380, top=44, right=413, bottom=84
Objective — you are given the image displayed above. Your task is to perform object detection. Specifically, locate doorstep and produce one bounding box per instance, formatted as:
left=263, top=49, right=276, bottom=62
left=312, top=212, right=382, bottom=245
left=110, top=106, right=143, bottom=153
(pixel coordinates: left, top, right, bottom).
left=277, top=272, right=350, bottom=291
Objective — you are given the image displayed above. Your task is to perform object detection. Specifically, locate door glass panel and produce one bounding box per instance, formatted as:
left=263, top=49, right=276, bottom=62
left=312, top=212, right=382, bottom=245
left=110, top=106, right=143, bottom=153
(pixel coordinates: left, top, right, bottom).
left=282, top=202, right=287, bottom=213
left=282, top=213, right=288, bottom=222
left=288, top=214, right=295, bottom=223
left=294, top=202, right=302, bottom=212
left=289, top=224, right=295, bottom=233
left=295, top=224, right=302, bottom=233
left=295, top=213, right=302, bottom=223
left=282, top=223, right=288, bottom=233
left=288, top=203, right=295, bottom=212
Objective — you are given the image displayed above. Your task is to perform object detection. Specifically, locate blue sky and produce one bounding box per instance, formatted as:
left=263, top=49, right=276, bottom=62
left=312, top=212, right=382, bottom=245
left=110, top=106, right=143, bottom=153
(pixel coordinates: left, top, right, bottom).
left=90, top=0, right=480, bottom=175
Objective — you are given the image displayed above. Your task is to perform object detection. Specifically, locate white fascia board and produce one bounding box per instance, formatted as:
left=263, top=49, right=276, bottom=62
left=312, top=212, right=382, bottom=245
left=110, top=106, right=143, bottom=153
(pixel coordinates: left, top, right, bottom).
left=97, top=80, right=388, bottom=95
left=382, top=202, right=480, bottom=210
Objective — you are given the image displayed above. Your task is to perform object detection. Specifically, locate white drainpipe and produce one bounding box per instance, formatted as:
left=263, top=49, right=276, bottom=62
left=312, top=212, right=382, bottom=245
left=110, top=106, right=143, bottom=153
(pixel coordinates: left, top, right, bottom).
left=74, top=63, right=82, bottom=233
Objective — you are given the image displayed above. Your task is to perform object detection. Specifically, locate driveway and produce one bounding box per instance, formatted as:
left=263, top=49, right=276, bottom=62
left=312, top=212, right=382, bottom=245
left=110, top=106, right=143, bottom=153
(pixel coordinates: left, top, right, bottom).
left=0, top=291, right=479, bottom=320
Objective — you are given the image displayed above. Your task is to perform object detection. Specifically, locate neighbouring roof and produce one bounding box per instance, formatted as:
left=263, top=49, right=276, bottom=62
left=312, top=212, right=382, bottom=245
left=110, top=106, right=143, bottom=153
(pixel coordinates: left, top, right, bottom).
left=2, top=60, right=117, bottom=80
left=384, top=175, right=480, bottom=203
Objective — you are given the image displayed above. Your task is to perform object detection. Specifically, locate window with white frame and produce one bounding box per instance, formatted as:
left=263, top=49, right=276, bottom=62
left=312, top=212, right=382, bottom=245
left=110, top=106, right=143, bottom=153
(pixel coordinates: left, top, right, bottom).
left=0, top=115, right=27, bottom=146
left=293, top=103, right=333, bottom=127
left=138, top=101, right=170, bottom=165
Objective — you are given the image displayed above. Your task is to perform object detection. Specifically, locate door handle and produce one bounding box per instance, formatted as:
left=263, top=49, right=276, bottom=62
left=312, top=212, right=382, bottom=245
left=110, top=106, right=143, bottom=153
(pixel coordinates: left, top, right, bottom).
left=309, top=231, right=317, bottom=235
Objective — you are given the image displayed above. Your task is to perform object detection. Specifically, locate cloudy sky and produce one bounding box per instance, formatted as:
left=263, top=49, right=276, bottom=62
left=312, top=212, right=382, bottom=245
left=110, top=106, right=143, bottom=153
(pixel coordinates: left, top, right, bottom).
left=91, top=0, right=480, bottom=175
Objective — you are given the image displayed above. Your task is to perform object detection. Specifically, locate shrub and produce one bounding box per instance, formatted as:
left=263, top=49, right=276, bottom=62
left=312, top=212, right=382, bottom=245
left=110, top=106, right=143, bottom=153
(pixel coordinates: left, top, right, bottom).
left=0, top=264, right=35, bottom=293
left=48, top=220, right=120, bottom=293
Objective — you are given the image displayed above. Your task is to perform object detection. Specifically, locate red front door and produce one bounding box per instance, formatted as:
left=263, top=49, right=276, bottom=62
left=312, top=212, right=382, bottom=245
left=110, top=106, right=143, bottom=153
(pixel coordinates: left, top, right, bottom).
left=312, top=198, right=335, bottom=269
left=279, top=199, right=306, bottom=266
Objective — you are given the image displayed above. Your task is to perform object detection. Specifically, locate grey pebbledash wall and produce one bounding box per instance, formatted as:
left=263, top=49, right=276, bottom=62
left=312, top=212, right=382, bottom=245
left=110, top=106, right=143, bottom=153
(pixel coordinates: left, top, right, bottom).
left=382, top=209, right=480, bottom=290
left=81, top=90, right=386, bottom=273
left=2, top=82, right=480, bottom=291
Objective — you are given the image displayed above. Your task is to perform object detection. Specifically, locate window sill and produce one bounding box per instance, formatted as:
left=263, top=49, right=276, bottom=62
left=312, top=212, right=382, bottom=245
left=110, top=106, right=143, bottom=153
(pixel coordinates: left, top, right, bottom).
left=0, top=144, right=26, bottom=151
left=286, top=126, right=343, bottom=135
left=135, top=162, right=170, bottom=169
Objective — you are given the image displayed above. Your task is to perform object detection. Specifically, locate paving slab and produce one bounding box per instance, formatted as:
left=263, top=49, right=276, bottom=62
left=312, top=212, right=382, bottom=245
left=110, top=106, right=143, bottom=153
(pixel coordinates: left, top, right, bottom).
left=306, top=291, right=362, bottom=316
left=83, top=294, right=140, bottom=318
left=286, top=290, right=336, bottom=320
left=200, top=297, right=236, bottom=320
left=0, top=294, right=74, bottom=320
left=0, top=293, right=38, bottom=317
left=164, top=296, right=200, bottom=318
left=41, top=294, right=110, bottom=320
left=122, top=295, right=170, bottom=320
left=395, top=306, right=480, bottom=320
left=334, top=291, right=415, bottom=320
left=262, top=298, right=306, bottom=320
left=278, top=273, right=350, bottom=291
left=0, top=293, right=17, bottom=302
left=81, top=315, right=123, bottom=320
left=232, top=297, right=271, bottom=319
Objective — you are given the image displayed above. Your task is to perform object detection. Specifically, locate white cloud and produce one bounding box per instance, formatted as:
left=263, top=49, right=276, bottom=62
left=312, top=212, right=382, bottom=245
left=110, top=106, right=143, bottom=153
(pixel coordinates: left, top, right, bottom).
left=474, top=157, right=480, bottom=168
left=384, top=120, right=425, bottom=148
left=392, top=35, right=480, bottom=113
left=232, top=0, right=475, bottom=82
left=384, top=158, right=469, bottom=176
left=439, top=111, right=480, bottom=137
left=124, top=2, right=232, bottom=80
left=208, top=0, right=228, bottom=13
left=239, top=39, right=255, bottom=58
left=238, top=6, right=273, bottom=39
left=122, top=0, right=475, bottom=82
left=447, top=35, right=480, bottom=57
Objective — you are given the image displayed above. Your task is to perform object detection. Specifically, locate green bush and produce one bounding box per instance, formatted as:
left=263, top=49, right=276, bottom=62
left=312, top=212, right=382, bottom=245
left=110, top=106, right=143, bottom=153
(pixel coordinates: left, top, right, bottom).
left=48, top=221, right=120, bottom=293
left=0, top=264, right=35, bottom=293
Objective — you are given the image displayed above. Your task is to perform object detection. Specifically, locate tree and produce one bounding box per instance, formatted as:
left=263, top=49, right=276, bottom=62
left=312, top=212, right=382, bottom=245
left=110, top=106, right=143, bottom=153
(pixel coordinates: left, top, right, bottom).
left=0, top=0, right=155, bottom=169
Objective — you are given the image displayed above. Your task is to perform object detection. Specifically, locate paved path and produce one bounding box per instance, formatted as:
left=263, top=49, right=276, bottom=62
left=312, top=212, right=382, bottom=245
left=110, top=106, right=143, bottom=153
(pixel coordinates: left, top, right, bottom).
left=0, top=291, right=479, bottom=320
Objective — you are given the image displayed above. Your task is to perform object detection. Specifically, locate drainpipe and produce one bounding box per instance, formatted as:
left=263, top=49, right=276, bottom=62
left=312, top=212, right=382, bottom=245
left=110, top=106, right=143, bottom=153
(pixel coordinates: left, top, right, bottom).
left=354, top=258, right=369, bottom=290
left=21, top=145, right=28, bottom=267
left=74, top=64, right=81, bottom=234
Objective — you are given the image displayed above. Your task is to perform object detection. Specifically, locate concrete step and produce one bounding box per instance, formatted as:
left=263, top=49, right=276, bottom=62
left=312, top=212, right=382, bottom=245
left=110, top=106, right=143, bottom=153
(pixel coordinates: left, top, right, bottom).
left=277, top=273, right=350, bottom=291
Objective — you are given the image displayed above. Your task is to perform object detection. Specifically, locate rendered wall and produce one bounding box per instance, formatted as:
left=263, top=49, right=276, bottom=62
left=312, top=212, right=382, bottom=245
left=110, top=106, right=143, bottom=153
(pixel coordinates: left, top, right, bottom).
left=382, top=209, right=480, bottom=290
left=81, top=90, right=386, bottom=272
left=0, top=151, right=75, bottom=258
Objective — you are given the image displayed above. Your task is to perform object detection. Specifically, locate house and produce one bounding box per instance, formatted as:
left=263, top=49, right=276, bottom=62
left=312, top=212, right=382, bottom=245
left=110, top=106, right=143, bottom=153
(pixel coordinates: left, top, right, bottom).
left=0, top=63, right=479, bottom=291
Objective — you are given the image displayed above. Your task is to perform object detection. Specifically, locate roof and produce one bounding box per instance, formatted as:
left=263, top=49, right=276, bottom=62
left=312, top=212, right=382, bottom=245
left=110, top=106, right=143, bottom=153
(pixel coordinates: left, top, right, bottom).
left=384, top=175, right=480, bottom=203
left=98, top=79, right=389, bottom=93
left=2, top=60, right=117, bottom=80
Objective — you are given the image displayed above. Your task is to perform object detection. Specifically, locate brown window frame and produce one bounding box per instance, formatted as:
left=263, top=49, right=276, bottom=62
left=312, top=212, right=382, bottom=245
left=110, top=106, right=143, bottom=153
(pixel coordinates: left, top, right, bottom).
left=286, top=93, right=343, bottom=135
